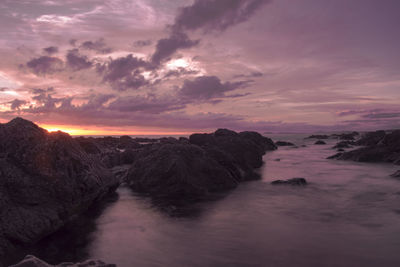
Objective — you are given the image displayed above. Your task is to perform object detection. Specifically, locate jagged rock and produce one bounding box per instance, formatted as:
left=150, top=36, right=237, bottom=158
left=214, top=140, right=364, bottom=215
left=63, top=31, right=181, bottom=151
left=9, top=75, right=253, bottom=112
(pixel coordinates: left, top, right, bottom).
left=305, top=134, right=329, bottom=139
left=275, top=141, right=295, bottom=146
left=0, top=118, right=119, bottom=261
left=355, top=130, right=386, bottom=146
left=315, top=140, right=326, bottom=145
left=332, top=141, right=355, bottom=149
left=391, top=170, right=400, bottom=178
left=328, top=130, right=400, bottom=164
left=271, top=178, right=307, bottom=185
left=9, top=255, right=116, bottom=267
left=125, top=129, right=276, bottom=203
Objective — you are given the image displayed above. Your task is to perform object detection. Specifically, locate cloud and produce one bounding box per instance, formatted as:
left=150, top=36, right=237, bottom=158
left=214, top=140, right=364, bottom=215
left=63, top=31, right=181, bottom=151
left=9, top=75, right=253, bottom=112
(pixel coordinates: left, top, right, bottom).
left=26, top=56, right=64, bottom=75
left=133, top=39, right=152, bottom=47
left=80, top=38, right=112, bottom=54
left=178, top=75, right=249, bottom=100
left=151, top=32, right=199, bottom=65
left=99, top=54, right=149, bottom=90
left=10, top=99, right=27, bottom=110
left=66, top=49, right=93, bottom=70
left=173, top=0, right=270, bottom=33
left=362, top=112, right=400, bottom=119
left=43, top=46, right=59, bottom=55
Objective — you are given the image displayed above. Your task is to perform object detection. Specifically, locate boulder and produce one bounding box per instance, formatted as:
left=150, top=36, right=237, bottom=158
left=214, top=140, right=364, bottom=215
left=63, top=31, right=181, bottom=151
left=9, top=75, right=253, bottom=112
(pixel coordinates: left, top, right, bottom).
left=126, top=129, right=276, bottom=203
left=332, top=141, right=355, bottom=149
left=9, top=255, right=116, bottom=267
left=271, top=178, right=307, bottom=185
left=315, top=140, right=326, bottom=145
left=391, top=170, right=400, bottom=178
left=0, top=118, right=119, bottom=260
left=305, top=135, right=329, bottom=139
left=275, top=141, right=295, bottom=146
left=328, top=130, right=400, bottom=164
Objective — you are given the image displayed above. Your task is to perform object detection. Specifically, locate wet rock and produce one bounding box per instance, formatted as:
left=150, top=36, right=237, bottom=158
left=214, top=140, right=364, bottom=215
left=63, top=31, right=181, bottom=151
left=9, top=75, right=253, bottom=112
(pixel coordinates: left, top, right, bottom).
left=305, top=135, right=329, bottom=139
left=315, top=140, right=326, bottom=145
left=390, top=170, right=400, bottom=178
left=355, top=130, right=386, bottom=146
left=328, top=130, right=400, bottom=164
left=0, top=118, right=119, bottom=260
left=9, top=255, right=116, bottom=267
left=337, top=148, right=345, bottom=152
left=275, top=141, right=295, bottom=146
left=332, top=141, right=355, bottom=149
left=126, top=129, right=276, bottom=203
left=271, top=178, right=307, bottom=185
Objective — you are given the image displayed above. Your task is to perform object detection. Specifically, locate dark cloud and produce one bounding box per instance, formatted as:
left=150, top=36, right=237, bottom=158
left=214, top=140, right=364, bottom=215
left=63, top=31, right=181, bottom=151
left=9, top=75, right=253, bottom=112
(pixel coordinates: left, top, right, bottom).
left=80, top=38, right=112, bottom=54
left=164, top=67, right=199, bottom=78
left=362, top=112, right=400, bottom=119
left=233, top=71, right=263, bottom=79
left=179, top=75, right=249, bottom=100
left=99, top=54, right=149, bottom=90
left=337, top=109, right=383, bottom=117
left=43, top=46, right=59, bottom=55
left=10, top=99, right=27, bottom=110
left=26, top=56, right=64, bottom=75
left=66, top=49, right=93, bottom=70
left=173, top=0, right=270, bottom=33
left=151, top=32, right=199, bottom=65
left=133, top=39, right=152, bottom=47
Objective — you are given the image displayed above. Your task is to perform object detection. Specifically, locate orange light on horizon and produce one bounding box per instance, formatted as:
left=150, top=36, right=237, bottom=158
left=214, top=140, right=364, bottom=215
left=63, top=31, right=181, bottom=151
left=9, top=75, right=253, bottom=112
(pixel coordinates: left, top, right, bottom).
left=39, top=124, right=193, bottom=136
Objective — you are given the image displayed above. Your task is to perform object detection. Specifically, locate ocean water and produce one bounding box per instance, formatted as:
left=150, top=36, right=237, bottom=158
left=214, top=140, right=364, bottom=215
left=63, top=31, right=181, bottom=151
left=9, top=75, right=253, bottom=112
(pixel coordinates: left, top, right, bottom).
left=8, top=134, right=400, bottom=267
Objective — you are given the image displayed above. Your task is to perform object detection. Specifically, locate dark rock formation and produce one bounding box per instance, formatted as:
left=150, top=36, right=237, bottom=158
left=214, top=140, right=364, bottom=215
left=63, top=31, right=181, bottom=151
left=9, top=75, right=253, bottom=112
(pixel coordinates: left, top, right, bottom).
left=328, top=130, right=400, bottom=164
left=9, top=255, right=116, bottom=267
left=125, top=129, right=276, bottom=203
left=275, top=141, right=295, bottom=146
left=305, top=134, right=329, bottom=139
left=271, top=178, right=307, bottom=185
left=391, top=170, right=400, bottom=178
left=355, top=130, right=386, bottom=146
left=315, top=140, right=326, bottom=145
left=0, top=118, right=119, bottom=261
left=332, top=141, right=355, bottom=149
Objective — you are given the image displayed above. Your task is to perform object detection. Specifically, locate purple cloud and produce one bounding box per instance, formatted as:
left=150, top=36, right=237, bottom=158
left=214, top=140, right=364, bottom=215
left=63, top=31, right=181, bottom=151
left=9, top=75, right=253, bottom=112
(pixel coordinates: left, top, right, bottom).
left=179, top=75, right=249, bottom=100
left=80, top=38, right=112, bottom=54
left=43, top=46, right=59, bottom=55
left=66, top=49, right=93, bottom=70
left=26, top=56, right=64, bottom=75
left=173, top=0, right=270, bottom=33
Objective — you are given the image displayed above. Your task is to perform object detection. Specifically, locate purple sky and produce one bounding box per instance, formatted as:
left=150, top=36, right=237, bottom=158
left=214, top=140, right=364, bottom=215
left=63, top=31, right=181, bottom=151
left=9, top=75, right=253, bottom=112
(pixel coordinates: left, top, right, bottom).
left=0, top=0, right=399, bottom=134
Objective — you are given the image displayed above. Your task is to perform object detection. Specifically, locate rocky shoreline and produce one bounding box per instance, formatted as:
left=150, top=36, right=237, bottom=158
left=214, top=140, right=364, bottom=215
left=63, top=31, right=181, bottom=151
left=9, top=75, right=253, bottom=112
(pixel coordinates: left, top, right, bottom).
left=0, top=118, right=276, bottom=266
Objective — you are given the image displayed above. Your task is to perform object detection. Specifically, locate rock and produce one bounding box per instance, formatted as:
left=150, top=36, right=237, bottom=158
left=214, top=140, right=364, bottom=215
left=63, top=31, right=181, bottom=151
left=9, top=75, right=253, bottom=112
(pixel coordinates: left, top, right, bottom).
left=126, top=143, right=239, bottom=202
left=275, top=141, right=295, bottom=146
left=327, top=153, right=343, bottom=159
left=337, top=148, right=345, bottom=152
left=328, top=130, right=400, bottom=164
left=0, top=118, right=119, bottom=260
left=126, top=129, right=276, bottom=203
left=332, top=141, right=355, bottom=149
left=315, top=140, right=326, bottom=145
left=271, top=178, right=307, bottom=185
left=9, top=255, right=116, bottom=267
left=355, top=130, right=386, bottom=146
left=391, top=170, right=400, bottom=178
left=305, top=135, right=329, bottom=139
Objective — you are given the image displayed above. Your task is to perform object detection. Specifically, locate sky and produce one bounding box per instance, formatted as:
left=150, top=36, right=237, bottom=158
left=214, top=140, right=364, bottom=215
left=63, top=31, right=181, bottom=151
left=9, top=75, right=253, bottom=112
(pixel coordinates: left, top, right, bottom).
left=0, top=0, right=399, bottom=135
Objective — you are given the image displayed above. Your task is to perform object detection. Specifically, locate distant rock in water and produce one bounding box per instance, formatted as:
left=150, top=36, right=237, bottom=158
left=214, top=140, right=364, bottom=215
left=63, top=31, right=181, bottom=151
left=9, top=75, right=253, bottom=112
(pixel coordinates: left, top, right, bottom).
left=0, top=118, right=119, bottom=261
left=390, top=170, right=400, bottom=178
left=328, top=130, right=400, bottom=164
left=315, top=140, right=326, bottom=145
left=305, top=134, right=329, bottom=139
left=271, top=178, right=307, bottom=185
left=275, top=141, right=295, bottom=146
left=332, top=140, right=355, bottom=149
left=331, top=131, right=359, bottom=140
left=125, top=129, right=276, bottom=203
left=9, top=255, right=116, bottom=267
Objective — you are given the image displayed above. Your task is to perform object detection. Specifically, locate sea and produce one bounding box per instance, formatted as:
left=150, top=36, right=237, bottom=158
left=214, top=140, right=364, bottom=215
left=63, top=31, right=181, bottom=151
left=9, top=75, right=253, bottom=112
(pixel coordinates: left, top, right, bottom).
left=6, top=133, right=400, bottom=267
